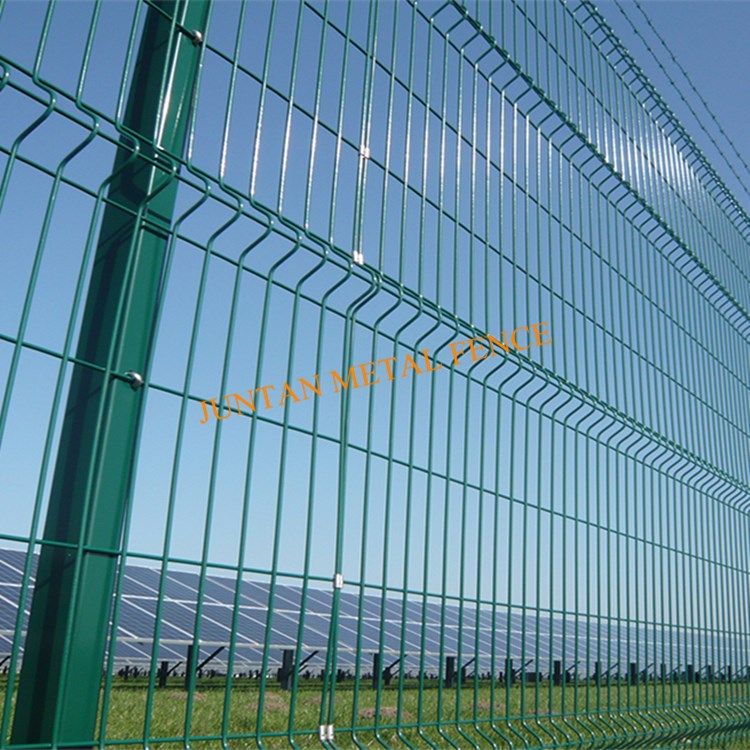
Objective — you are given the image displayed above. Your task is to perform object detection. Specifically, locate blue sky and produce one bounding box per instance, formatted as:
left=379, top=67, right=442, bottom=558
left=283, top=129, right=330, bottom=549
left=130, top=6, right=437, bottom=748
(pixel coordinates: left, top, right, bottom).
left=599, top=0, right=750, bottom=216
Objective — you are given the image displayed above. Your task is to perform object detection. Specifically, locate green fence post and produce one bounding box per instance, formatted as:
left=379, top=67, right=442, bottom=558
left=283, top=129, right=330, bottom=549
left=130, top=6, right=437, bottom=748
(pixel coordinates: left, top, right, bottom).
left=10, top=1, right=209, bottom=746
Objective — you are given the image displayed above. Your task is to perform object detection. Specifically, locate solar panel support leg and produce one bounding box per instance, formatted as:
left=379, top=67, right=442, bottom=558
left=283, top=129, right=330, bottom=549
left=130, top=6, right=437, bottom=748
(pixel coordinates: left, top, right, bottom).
left=629, top=662, right=638, bottom=686
left=372, top=653, right=381, bottom=689
left=553, top=660, right=562, bottom=687
left=445, top=656, right=455, bottom=688
left=278, top=649, right=295, bottom=690
left=159, top=662, right=169, bottom=689
left=185, top=644, right=197, bottom=691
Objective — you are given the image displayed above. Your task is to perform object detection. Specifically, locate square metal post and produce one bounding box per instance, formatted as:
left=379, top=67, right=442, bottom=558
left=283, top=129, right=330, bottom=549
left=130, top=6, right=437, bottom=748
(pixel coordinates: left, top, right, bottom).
left=10, top=2, right=211, bottom=746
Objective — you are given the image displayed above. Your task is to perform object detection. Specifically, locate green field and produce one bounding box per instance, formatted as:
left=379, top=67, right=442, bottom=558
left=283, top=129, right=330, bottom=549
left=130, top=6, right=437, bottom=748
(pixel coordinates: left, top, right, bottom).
left=4, top=677, right=750, bottom=749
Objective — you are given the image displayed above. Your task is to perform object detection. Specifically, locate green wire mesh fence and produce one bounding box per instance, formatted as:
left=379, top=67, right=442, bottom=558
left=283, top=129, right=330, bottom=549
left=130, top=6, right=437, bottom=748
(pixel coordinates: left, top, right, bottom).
left=0, top=0, right=749, bottom=747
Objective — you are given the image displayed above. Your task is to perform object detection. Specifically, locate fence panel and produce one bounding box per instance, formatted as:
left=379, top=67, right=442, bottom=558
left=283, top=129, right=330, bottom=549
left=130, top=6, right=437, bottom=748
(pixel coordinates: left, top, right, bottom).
left=0, top=0, right=748, bottom=748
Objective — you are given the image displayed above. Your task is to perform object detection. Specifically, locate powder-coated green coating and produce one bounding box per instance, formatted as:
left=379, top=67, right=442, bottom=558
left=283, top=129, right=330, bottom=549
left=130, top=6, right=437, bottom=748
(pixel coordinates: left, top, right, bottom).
left=8, top=1, right=210, bottom=746
left=0, top=0, right=748, bottom=748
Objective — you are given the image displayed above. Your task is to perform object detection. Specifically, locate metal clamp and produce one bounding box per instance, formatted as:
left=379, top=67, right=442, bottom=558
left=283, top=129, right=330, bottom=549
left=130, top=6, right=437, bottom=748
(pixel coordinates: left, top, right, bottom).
left=124, top=371, right=144, bottom=390
left=318, top=724, right=334, bottom=742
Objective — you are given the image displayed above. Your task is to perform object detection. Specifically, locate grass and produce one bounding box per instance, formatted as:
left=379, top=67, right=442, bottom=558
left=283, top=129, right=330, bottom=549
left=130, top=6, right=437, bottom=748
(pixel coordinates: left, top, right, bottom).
left=4, top=676, right=750, bottom=749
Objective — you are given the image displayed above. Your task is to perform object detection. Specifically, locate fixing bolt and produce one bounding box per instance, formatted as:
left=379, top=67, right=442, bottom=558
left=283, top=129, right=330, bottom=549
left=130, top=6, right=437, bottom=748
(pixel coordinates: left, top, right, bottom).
left=124, top=371, right=144, bottom=391
left=190, top=30, right=203, bottom=46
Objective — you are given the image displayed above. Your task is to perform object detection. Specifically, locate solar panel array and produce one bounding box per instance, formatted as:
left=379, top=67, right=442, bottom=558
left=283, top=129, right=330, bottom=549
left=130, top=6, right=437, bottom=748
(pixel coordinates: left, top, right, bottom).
left=0, top=548, right=735, bottom=679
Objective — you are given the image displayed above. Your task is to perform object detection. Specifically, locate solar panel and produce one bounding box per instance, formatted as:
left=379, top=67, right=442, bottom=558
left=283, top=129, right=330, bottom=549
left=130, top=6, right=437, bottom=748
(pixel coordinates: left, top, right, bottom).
left=0, top=564, right=22, bottom=584
left=0, top=548, right=737, bottom=677
left=120, top=575, right=158, bottom=597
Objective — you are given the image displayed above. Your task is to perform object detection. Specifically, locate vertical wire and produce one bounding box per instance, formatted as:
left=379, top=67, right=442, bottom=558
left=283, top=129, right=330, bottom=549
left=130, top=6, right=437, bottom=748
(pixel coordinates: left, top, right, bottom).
left=0, top=2, right=118, bottom=742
